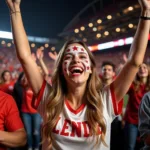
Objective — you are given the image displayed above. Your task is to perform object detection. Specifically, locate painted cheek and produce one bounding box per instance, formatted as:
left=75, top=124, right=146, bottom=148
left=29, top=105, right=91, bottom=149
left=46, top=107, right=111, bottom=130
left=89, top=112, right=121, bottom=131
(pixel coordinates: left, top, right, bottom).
left=66, top=49, right=71, bottom=52
left=63, top=60, right=71, bottom=76
left=81, top=48, right=84, bottom=52
left=82, top=59, right=91, bottom=73
left=87, top=66, right=90, bottom=71
left=63, top=61, right=68, bottom=73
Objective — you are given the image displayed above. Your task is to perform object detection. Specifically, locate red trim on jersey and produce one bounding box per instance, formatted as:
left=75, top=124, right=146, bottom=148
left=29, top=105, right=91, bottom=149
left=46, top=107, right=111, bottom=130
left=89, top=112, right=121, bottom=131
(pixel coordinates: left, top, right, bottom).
left=34, top=80, right=47, bottom=109
left=110, top=83, right=123, bottom=115
left=117, top=99, right=123, bottom=114
left=65, top=100, right=85, bottom=115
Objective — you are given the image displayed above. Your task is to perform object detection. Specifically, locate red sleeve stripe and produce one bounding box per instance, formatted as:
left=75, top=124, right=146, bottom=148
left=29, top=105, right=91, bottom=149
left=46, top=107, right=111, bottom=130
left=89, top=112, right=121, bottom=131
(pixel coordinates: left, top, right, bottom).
left=110, top=83, right=123, bottom=115
left=34, top=80, right=47, bottom=109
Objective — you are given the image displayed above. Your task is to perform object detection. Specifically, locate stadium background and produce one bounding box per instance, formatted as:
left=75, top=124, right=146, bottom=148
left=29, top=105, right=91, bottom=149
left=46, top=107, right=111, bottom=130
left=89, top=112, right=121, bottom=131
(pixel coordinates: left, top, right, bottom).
left=0, top=0, right=149, bottom=106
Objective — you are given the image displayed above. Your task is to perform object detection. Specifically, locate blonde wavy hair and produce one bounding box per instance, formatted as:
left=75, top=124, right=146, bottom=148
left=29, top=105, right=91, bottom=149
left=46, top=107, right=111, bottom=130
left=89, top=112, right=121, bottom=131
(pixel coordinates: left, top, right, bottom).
left=134, top=63, right=150, bottom=92
left=42, top=40, right=107, bottom=148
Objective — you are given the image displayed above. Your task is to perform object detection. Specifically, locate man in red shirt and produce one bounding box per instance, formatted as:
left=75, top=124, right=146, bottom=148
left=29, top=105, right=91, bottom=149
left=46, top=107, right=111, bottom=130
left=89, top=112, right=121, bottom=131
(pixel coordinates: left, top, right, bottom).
left=0, top=90, right=26, bottom=150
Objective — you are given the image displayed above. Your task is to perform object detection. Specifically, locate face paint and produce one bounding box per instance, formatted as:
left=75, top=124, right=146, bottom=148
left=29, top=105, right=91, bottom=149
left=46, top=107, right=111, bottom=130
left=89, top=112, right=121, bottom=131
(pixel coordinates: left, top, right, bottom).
left=63, top=45, right=92, bottom=76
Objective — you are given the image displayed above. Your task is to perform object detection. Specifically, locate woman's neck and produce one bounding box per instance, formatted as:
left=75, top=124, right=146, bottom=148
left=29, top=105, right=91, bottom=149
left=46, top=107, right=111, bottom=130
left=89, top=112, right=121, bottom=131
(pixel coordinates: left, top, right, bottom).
left=103, top=78, right=113, bottom=86
left=140, top=77, right=147, bottom=84
left=66, top=83, right=86, bottom=109
left=5, top=80, right=11, bottom=84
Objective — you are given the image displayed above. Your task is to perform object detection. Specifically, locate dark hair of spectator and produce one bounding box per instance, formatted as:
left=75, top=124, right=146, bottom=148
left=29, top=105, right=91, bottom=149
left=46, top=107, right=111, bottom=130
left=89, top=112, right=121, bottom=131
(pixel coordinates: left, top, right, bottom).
left=101, top=61, right=116, bottom=71
left=1, top=70, right=11, bottom=81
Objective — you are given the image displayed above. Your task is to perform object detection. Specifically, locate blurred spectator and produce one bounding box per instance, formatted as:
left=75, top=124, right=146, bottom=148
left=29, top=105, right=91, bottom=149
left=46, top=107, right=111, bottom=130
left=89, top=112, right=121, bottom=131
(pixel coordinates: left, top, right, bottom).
left=123, top=63, right=150, bottom=150
left=13, top=72, right=42, bottom=150
left=36, top=49, right=51, bottom=84
left=0, top=90, right=26, bottom=149
left=139, top=92, right=150, bottom=150
left=0, top=70, right=16, bottom=95
left=13, top=72, right=24, bottom=115
left=100, top=61, right=123, bottom=150
left=19, top=73, right=43, bottom=150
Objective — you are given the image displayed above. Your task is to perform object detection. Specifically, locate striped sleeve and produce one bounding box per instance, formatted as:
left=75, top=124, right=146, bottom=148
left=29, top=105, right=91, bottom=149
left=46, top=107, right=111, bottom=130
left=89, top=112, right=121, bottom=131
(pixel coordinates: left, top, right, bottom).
left=102, top=84, right=123, bottom=122
left=35, top=80, right=51, bottom=118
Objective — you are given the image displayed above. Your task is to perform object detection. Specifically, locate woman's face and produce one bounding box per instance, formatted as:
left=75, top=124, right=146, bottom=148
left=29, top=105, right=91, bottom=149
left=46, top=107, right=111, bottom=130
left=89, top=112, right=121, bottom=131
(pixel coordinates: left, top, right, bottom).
left=137, top=63, right=148, bottom=78
left=3, top=72, right=11, bottom=82
left=62, top=43, right=92, bottom=86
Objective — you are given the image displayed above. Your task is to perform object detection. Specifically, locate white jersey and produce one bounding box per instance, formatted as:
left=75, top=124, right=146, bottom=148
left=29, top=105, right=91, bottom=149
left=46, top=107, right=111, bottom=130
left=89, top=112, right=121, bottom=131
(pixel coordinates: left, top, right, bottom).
left=36, top=81, right=122, bottom=150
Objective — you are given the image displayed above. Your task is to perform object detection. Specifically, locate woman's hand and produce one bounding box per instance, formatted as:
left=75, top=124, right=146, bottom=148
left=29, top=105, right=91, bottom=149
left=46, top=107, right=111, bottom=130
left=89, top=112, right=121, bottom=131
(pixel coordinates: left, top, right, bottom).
left=123, top=53, right=128, bottom=63
left=6, top=0, right=21, bottom=13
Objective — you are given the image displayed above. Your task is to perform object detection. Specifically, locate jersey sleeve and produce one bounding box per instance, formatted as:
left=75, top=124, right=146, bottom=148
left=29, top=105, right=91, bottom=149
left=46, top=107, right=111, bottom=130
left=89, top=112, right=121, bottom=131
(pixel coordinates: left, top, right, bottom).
left=5, top=95, right=24, bottom=132
left=35, top=80, right=51, bottom=118
left=101, top=83, right=123, bottom=122
left=139, top=92, right=150, bottom=141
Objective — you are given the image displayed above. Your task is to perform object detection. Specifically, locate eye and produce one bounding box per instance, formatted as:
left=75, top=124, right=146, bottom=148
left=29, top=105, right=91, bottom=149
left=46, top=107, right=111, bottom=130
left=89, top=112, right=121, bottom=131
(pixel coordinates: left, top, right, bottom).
left=64, top=55, right=72, bottom=60
left=80, top=55, right=87, bottom=59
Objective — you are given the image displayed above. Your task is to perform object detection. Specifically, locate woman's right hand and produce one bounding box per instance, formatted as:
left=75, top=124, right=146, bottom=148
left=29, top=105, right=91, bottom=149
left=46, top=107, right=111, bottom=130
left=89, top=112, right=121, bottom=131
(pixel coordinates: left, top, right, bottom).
left=6, top=0, right=21, bottom=13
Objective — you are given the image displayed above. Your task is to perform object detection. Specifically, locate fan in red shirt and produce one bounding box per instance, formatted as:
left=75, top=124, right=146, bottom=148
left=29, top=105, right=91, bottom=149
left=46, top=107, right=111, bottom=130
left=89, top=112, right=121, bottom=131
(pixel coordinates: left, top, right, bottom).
left=6, top=0, right=150, bottom=149
left=124, top=63, right=150, bottom=150
left=20, top=73, right=42, bottom=150
left=0, top=70, right=15, bottom=95
left=0, top=90, right=26, bottom=150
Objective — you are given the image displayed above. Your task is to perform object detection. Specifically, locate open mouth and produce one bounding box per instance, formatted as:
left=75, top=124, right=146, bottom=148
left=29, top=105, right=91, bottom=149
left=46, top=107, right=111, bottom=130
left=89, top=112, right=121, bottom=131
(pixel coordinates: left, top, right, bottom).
left=69, top=67, right=84, bottom=75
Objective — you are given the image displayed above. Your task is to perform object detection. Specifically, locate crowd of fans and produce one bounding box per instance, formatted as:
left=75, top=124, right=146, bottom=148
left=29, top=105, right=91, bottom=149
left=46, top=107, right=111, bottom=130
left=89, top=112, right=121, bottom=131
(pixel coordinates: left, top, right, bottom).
left=0, top=44, right=150, bottom=150
left=1, top=0, right=150, bottom=149
left=1, top=45, right=150, bottom=81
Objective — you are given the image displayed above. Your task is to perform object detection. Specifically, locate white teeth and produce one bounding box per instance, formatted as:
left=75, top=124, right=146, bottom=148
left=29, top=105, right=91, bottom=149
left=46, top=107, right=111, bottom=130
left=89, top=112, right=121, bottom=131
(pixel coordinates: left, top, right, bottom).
left=70, top=67, right=82, bottom=73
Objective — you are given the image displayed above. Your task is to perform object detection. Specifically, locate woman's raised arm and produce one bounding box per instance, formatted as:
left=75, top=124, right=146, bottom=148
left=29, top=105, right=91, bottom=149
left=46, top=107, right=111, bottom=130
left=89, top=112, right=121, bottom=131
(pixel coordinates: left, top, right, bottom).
left=112, top=0, right=150, bottom=102
left=6, top=0, right=44, bottom=95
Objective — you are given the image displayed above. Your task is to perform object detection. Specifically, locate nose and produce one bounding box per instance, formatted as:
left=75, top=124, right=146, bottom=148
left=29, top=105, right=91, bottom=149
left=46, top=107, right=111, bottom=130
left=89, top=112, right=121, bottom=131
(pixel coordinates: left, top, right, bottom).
left=104, top=69, right=108, bottom=73
left=72, top=55, right=80, bottom=63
